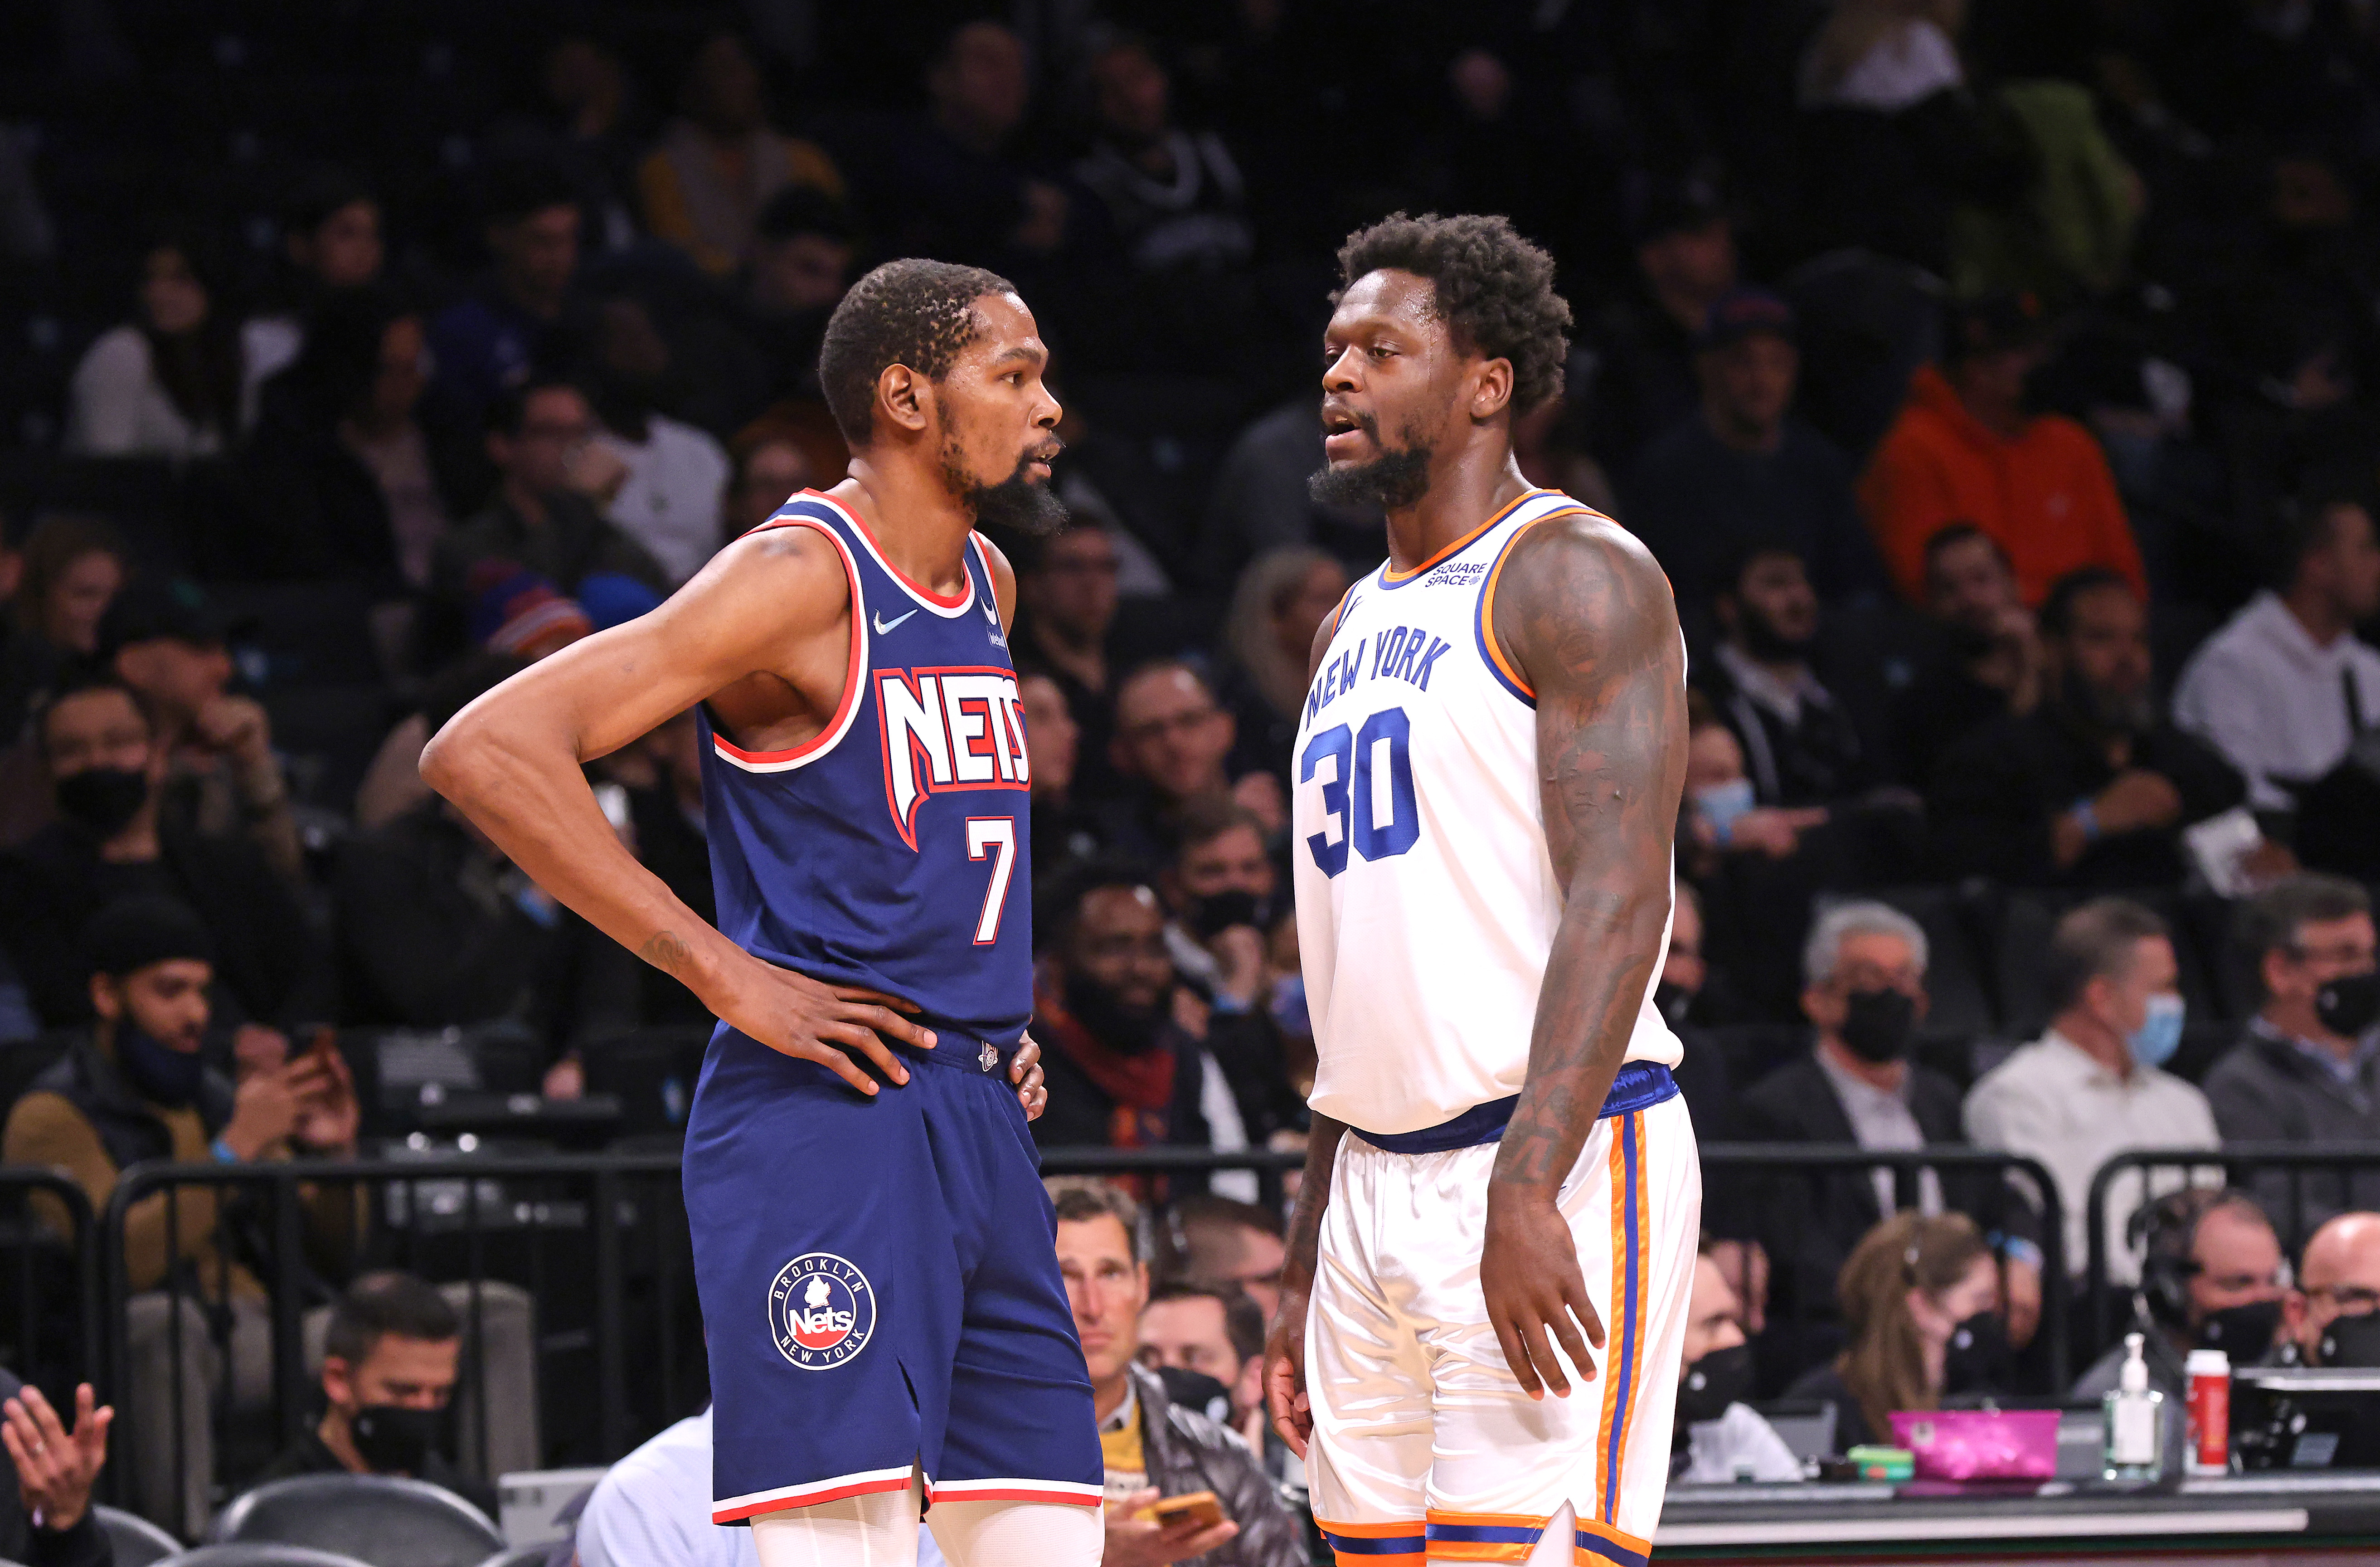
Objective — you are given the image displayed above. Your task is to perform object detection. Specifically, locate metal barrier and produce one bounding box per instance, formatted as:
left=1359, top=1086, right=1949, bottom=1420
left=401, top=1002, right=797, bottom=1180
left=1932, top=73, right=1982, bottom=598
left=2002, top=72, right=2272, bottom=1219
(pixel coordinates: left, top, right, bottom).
left=97, top=1154, right=690, bottom=1534
left=71, top=1137, right=2075, bottom=1534
left=1701, top=1144, right=2071, bottom=1393
left=0, top=1169, right=101, bottom=1399
left=2084, top=1143, right=2380, bottom=1344
left=1047, top=1141, right=2074, bottom=1388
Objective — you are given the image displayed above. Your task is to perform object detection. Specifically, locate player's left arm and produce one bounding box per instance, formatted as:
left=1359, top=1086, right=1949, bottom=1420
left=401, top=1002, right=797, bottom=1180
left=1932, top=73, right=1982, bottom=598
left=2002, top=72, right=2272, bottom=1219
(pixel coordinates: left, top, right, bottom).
left=1481, top=514, right=1687, bottom=1400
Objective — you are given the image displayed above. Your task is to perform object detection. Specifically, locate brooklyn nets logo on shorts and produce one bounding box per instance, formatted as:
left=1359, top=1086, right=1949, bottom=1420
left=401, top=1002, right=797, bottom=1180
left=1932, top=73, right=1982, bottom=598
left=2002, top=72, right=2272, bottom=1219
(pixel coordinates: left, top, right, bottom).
left=767, top=1251, right=876, bottom=1370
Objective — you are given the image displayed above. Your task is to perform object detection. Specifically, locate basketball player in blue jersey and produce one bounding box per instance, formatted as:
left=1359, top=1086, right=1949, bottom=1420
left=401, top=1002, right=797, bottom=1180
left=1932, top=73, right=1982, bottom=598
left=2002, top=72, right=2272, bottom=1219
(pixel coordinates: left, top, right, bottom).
left=1263, top=214, right=1698, bottom=1567
left=423, top=260, right=1107, bottom=1567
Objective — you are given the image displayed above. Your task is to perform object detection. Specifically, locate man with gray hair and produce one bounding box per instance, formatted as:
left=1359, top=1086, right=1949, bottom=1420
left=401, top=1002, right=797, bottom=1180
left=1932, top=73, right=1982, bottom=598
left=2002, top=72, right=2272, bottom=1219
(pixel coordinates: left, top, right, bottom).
left=2204, top=874, right=2380, bottom=1225
left=1740, top=900, right=2043, bottom=1350
left=1965, top=897, right=2220, bottom=1285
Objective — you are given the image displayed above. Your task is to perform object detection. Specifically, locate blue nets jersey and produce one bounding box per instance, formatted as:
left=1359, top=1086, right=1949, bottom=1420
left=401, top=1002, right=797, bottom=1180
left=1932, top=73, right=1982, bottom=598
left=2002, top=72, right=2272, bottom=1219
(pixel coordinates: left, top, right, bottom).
left=697, top=492, right=1033, bottom=1049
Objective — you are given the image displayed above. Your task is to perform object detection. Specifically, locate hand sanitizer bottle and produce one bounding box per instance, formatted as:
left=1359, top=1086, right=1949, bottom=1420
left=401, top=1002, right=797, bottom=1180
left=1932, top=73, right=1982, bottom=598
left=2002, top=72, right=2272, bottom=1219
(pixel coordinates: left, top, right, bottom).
left=2103, top=1332, right=2166, bottom=1482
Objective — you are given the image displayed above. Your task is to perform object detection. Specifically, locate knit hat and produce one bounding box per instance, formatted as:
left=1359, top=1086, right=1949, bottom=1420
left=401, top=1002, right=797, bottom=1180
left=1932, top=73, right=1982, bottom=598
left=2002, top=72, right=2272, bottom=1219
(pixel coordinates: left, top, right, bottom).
left=466, top=560, right=593, bottom=654
left=85, top=895, right=215, bottom=978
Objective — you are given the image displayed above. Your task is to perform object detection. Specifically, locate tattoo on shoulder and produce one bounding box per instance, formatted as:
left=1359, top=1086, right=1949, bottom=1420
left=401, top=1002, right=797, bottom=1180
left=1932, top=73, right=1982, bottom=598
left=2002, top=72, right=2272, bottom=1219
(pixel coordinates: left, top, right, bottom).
left=639, top=930, right=692, bottom=975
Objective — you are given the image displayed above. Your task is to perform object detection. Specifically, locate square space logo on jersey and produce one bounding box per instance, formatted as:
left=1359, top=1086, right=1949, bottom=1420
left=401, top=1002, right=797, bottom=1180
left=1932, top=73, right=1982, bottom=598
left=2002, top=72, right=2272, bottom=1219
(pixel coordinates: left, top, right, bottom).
left=768, top=1252, right=876, bottom=1370
left=877, top=665, right=1030, bottom=848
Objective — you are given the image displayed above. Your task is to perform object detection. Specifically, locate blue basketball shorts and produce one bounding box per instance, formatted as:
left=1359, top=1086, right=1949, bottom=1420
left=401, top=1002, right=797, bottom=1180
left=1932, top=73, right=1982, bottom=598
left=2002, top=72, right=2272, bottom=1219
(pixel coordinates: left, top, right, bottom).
left=685, top=1027, right=1104, bottom=1523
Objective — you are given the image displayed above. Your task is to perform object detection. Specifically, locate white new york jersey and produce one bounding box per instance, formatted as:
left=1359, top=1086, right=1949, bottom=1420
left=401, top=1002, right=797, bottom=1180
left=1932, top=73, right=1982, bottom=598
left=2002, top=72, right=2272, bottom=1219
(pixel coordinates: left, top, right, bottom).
left=1291, top=488, right=1682, bottom=1138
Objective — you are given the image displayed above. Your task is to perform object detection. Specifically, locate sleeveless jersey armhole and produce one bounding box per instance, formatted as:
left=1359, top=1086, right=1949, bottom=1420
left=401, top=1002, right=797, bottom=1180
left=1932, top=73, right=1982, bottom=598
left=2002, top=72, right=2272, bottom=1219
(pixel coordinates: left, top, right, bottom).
left=1473, top=505, right=1595, bottom=708
left=707, top=516, right=872, bottom=773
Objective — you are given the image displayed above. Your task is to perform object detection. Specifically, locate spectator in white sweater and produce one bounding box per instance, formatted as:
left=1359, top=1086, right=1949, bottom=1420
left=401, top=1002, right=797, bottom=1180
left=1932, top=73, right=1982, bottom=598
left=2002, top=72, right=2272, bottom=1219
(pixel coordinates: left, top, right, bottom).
left=2174, top=495, right=2380, bottom=813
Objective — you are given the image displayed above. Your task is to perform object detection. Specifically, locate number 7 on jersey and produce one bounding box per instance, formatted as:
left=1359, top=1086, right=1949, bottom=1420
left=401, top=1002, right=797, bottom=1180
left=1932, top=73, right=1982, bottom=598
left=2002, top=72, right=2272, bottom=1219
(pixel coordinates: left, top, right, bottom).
left=966, top=818, right=1018, bottom=945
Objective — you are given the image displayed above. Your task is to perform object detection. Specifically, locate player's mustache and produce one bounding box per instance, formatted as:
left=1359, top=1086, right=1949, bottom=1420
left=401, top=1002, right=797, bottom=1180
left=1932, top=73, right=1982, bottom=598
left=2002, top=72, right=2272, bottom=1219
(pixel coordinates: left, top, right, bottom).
left=1021, top=438, right=1064, bottom=467
left=1321, top=400, right=1373, bottom=439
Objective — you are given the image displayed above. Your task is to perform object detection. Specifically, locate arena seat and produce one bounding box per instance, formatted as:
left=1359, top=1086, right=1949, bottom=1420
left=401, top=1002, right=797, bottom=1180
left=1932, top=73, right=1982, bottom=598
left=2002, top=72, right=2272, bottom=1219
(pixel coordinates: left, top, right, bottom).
left=207, top=1475, right=503, bottom=1567
left=97, top=1504, right=184, bottom=1567
left=158, top=1548, right=373, bottom=1567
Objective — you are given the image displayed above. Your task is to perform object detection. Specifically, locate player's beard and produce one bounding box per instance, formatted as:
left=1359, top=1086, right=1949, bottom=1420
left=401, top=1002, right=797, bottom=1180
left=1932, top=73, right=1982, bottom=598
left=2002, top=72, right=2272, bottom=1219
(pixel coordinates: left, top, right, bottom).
left=1308, top=408, right=1435, bottom=511
left=945, top=438, right=1069, bottom=537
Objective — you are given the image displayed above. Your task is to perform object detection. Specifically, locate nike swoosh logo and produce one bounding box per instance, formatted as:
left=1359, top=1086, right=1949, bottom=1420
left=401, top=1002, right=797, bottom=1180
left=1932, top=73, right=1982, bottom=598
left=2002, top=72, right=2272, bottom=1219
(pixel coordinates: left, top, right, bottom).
left=873, top=609, right=919, bottom=634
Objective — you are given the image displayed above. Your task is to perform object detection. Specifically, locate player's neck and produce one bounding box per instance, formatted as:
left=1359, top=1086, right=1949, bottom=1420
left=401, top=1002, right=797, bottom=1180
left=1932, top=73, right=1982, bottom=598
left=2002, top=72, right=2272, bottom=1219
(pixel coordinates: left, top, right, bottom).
left=1381, top=448, right=1533, bottom=576
left=831, top=461, right=977, bottom=599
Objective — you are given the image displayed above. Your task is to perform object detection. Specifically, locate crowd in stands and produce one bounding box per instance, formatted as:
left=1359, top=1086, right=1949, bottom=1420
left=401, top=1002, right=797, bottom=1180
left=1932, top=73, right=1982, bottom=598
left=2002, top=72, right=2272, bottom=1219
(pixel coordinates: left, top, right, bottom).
left=7, top=0, right=2380, bottom=1551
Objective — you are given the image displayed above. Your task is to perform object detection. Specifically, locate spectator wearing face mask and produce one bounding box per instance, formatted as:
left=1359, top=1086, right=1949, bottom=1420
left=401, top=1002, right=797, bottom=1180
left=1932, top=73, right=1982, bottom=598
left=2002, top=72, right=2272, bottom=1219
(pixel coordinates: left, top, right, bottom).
left=1741, top=903, right=2042, bottom=1358
left=1673, top=1236, right=1799, bottom=1483
left=1786, top=1212, right=2010, bottom=1454
left=2072, top=1188, right=2289, bottom=1457
left=1929, top=568, right=2269, bottom=889
left=0, top=671, right=326, bottom=1033
left=1152, top=801, right=1302, bottom=1194
left=2290, top=1211, right=2380, bottom=1368
left=251, top=1270, right=499, bottom=1518
left=4, top=896, right=361, bottom=1535
left=1964, top=898, right=2221, bottom=1288
left=2204, top=876, right=2380, bottom=1224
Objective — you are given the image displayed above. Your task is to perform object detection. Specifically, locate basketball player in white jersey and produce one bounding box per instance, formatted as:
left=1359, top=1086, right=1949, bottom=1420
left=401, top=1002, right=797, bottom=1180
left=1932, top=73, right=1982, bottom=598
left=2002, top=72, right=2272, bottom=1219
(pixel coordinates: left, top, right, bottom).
left=1264, top=213, right=1698, bottom=1567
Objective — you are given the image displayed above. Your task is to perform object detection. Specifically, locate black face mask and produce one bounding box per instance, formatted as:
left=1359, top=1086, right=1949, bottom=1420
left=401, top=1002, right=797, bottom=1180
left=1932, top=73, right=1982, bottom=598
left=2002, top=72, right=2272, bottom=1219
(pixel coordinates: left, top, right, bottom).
left=1655, top=980, right=1693, bottom=1029
left=1062, top=972, right=1166, bottom=1056
left=115, top=1022, right=204, bottom=1108
left=350, top=1404, right=442, bottom=1475
left=1186, top=889, right=1265, bottom=939
left=1943, top=1309, right=2011, bottom=1395
left=54, top=766, right=149, bottom=837
left=1676, top=1341, right=1755, bottom=1428
left=2199, top=1298, right=2282, bottom=1363
left=1837, top=988, right=1916, bottom=1064
left=2317, top=1310, right=2380, bottom=1368
left=2315, top=969, right=2380, bottom=1038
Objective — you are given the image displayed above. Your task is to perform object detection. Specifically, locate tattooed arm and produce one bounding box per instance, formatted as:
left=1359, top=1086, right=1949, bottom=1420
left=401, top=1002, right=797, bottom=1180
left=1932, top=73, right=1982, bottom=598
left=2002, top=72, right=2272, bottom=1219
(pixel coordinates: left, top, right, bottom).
left=1480, top=515, right=1687, bottom=1399
left=1263, top=601, right=1354, bottom=1458
left=421, top=524, right=936, bottom=1096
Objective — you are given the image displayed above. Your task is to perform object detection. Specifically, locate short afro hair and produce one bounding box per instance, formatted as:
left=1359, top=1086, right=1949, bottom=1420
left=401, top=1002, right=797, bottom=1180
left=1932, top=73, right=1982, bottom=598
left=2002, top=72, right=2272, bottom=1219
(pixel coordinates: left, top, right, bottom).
left=819, top=258, right=1016, bottom=447
left=1333, top=213, right=1572, bottom=417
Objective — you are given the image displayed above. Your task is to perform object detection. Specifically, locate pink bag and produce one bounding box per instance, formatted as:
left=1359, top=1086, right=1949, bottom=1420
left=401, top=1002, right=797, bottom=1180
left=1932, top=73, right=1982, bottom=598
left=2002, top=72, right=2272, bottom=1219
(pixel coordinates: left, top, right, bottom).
left=1889, top=1409, right=2060, bottom=1482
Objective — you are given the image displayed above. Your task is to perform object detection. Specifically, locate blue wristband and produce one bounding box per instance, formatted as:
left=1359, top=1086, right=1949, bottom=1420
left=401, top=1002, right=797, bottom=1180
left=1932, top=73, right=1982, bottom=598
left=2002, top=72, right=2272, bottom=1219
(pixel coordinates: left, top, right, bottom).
left=210, top=1138, right=239, bottom=1164
left=2070, top=798, right=2102, bottom=842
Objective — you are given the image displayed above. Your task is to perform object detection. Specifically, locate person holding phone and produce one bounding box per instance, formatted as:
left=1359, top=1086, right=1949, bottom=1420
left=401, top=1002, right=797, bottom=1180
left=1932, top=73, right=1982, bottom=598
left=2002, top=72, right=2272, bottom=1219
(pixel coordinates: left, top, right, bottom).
left=1048, top=1179, right=1305, bottom=1567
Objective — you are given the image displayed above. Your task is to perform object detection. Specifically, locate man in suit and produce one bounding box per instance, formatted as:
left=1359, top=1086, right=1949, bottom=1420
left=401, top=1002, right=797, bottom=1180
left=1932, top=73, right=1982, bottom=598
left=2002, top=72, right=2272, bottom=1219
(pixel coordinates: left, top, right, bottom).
left=1739, top=901, right=2042, bottom=1377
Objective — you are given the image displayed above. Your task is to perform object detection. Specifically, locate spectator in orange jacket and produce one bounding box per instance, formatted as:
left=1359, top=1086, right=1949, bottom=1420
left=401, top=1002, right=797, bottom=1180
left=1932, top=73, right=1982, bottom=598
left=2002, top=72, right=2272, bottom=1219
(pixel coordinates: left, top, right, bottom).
left=1859, top=293, right=2146, bottom=607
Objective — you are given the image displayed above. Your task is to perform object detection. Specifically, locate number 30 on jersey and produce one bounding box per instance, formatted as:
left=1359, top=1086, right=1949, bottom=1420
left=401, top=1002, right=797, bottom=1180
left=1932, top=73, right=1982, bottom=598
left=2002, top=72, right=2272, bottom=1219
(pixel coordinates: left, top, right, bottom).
left=1301, top=705, right=1418, bottom=876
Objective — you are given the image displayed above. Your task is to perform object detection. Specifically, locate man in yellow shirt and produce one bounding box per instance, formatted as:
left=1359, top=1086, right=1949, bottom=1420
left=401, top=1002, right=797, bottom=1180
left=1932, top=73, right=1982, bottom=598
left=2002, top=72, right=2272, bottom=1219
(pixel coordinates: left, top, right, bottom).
left=1049, top=1179, right=1304, bottom=1567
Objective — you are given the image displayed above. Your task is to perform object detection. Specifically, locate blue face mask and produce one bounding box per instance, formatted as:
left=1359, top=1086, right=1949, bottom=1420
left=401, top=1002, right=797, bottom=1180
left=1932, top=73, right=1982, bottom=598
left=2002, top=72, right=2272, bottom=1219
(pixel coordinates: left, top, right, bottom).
left=1692, top=778, right=1757, bottom=845
left=115, top=1021, right=204, bottom=1107
left=2126, top=993, right=2185, bottom=1069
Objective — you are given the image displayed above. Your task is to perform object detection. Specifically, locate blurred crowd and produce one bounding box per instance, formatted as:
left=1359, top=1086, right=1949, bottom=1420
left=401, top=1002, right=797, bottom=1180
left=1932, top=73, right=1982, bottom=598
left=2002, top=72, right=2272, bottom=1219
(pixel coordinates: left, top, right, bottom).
left=7, top=0, right=2380, bottom=1544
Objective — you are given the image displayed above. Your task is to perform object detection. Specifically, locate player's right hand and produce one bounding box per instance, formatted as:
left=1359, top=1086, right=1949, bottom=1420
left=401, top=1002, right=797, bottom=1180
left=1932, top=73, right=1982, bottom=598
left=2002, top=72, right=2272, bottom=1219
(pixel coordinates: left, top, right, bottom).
left=1262, top=1294, right=1313, bottom=1458
left=1103, top=1491, right=1239, bottom=1567
left=714, top=958, right=937, bottom=1096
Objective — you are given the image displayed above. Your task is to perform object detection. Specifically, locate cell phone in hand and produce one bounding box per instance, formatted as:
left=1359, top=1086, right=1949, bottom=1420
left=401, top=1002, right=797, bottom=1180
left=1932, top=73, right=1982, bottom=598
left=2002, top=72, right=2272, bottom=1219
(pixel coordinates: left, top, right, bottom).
left=1149, top=1491, right=1225, bottom=1530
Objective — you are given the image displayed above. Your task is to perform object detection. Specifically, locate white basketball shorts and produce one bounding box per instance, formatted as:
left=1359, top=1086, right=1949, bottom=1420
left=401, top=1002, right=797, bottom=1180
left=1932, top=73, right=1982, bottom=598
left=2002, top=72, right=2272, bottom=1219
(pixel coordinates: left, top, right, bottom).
left=1306, top=1089, right=1699, bottom=1566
